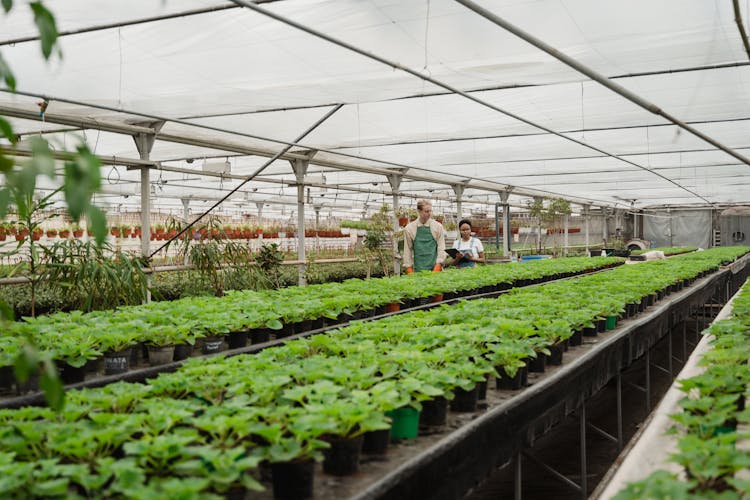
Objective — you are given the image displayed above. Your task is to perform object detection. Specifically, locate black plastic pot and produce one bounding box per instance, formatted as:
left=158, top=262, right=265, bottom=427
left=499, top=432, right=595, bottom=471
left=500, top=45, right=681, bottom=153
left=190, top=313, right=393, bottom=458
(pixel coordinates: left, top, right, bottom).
left=322, top=434, right=364, bottom=476
left=0, top=365, right=14, bottom=391
left=362, top=428, right=390, bottom=455
left=495, top=366, right=526, bottom=391
left=569, top=329, right=583, bottom=346
left=173, top=343, right=194, bottom=361
left=56, top=360, right=86, bottom=384
left=293, top=320, right=313, bottom=334
left=147, top=345, right=175, bottom=366
left=201, top=336, right=225, bottom=355
left=596, top=319, right=606, bottom=333
left=582, top=326, right=598, bottom=337
left=104, top=347, right=132, bottom=375
left=451, top=386, right=478, bottom=412
left=421, top=396, right=448, bottom=426
left=547, top=342, right=564, bottom=365
left=227, top=331, right=248, bottom=350
left=271, top=459, right=315, bottom=499
left=250, top=328, right=272, bottom=344
left=528, top=352, right=547, bottom=373
left=627, top=303, right=638, bottom=317
left=477, top=377, right=488, bottom=400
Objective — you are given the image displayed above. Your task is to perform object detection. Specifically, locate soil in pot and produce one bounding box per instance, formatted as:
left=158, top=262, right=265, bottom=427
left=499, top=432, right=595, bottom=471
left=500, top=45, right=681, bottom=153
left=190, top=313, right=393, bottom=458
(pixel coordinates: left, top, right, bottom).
left=147, top=345, right=175, bottom=366
left=362, top=428, right=390, bottom=455
left=421, top=396, right=448, bottom=426
left=322, top=434, right=364, bottom=476
left=104, top=347, right=132, bottom=375
left=271, top=459, right=315, bottom=499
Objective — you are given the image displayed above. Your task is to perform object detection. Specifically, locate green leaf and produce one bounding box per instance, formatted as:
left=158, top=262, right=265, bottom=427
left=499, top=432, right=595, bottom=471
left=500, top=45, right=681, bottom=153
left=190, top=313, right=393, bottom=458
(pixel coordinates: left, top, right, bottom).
left=29, top=136, right=55, bottom=177
left=87, top=205, right=107, bottom=246
left=1, top=0, right=12, bottom=14
left=30, top=2, right=59, bottom=60
left=0, top=187, right=9, bottom=218
left=13, top=344, right=38, bottom=384
left=0, top=53, right=15, bottom=91
left=0, top=299, right=14, bottom=322
left=40, top=360, right=64, bottom=411
left=0, top=116, right=15, bottom=143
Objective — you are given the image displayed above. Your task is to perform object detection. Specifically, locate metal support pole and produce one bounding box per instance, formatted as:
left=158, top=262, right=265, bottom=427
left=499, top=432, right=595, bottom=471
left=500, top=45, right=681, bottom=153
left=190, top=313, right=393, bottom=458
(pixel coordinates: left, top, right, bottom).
left=388, top=174, right=402, bottom=275
left=181, top=198, right=190, bottom=220
left=616, top=372, right=623, bottom=450
left=667, top=330, right=673, bottom=378
left=495, top=203, right=501, bottom=251
left=583, top=204, right=590, bottom=255
left=255, top=201, right=264, bottom=233
left=563, top=213, right=569, bottom=256
left=645, top=349, right=651, bottom=413
left=291, top=158, right=310, bottom=286
left=133, top=122, right=163, bottom=303
left=580, top=403, right=587, bottom=500
left=514, top=450, right=522, bottom=500
left=682, top=320, right=687, bottom=363
left=452, top=184, right=465, bottom=221
left=501, top=190, right=511, bottom=257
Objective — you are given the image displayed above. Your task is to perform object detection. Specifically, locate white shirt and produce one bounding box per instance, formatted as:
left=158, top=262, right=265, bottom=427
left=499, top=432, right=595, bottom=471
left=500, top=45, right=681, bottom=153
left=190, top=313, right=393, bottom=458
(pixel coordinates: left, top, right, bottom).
left=453, top=236, right=484, bottom=260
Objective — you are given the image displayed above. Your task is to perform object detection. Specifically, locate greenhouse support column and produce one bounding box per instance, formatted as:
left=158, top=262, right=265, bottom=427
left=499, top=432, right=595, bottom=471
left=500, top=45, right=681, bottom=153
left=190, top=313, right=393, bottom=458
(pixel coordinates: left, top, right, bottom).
left=387, top=173, right=402, bottom=275
left=255, top=202, right=264, bottom=240
left=563, top=213, right=569, bottom=256
left=602, top=209, right=608, bottom=244
left=181, top=198, right=190, bottom=220
left=452, top=184, right=465, bottom=221
left=291, top=158, right=309, bottom=286
left=583, top=204, right=590, bottom=255
left=314, top=204, right=321, bottom=253
left=133, top=123, right=162, bottom=303
left=500, top=190, right=511, bottom=256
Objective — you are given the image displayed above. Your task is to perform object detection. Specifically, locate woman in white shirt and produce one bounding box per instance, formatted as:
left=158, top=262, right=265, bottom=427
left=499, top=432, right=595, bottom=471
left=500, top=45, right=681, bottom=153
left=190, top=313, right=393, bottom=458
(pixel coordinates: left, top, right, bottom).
left=452, top=219, right=485, bottom=268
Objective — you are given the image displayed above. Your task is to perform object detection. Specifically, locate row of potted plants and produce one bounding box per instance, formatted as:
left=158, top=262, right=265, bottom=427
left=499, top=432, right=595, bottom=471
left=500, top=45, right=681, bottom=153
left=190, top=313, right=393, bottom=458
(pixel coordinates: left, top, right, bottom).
left=0, top=256, right=625, bottom=376
left=0, top=248, right=744, bottom=498
left=614, top=277, right=750, bottom=499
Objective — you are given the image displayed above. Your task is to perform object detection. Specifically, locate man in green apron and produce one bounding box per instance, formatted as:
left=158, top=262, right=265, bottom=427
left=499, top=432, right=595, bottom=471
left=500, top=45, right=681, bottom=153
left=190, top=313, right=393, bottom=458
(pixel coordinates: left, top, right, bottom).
left=403, top=200, right=446, bottom=273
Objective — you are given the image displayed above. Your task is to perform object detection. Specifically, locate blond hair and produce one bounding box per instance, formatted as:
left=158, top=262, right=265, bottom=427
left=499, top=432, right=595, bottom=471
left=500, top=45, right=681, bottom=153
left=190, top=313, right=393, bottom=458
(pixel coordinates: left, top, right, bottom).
left=416, top=199, right=432, bottom=211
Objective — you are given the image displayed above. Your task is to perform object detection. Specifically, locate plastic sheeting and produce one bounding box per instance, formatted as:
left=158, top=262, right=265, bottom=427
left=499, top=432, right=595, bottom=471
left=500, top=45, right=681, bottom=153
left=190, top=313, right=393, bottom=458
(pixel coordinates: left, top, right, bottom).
left=1, top=0, right=750, bottom=213
left=643, top=209, right=712, bottom=248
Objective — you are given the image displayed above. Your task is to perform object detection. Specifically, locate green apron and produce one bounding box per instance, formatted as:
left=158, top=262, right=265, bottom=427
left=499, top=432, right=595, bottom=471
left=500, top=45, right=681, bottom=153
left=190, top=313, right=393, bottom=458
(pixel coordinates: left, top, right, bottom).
left=413, top=225, right=437, bottom=272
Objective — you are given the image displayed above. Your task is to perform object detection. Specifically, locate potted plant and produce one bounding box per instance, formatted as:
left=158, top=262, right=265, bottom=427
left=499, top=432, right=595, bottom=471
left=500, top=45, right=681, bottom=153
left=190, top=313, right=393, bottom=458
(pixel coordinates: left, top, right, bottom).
left=72, top=224, right=84, bottom=238
left=121, top=225, right=132, bottom=238
left=45, top=228, right=57, bottom=238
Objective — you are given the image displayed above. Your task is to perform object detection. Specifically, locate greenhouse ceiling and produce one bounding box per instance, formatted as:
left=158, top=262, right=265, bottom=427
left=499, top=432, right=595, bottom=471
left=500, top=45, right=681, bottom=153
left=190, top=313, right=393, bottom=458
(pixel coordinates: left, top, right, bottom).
left=2, top=0, right=750, bottom=218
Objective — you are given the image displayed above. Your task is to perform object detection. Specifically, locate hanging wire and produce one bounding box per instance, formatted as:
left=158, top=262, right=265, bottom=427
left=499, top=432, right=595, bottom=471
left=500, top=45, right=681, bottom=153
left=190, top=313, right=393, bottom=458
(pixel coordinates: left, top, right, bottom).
left=107, top=162, right=121, bottom=184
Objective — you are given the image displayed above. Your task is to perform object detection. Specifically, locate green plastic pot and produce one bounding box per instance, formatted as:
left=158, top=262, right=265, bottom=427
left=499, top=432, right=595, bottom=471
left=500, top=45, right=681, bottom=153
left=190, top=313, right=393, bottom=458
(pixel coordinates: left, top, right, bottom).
left=606, top=315, right=617, bottom=330
left=387, top=406, right=420, bottom=440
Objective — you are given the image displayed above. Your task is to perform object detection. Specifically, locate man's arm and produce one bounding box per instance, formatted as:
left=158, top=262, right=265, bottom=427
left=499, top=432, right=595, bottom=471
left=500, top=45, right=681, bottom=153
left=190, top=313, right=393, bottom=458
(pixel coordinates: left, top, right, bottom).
left=434, top=221, right=446, bottom=265
left=402, top=225, right=415, bottom=269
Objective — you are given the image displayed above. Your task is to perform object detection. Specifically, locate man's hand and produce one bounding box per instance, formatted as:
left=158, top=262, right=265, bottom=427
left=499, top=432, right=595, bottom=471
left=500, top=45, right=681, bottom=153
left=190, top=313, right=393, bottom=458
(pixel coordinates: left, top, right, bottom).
left=405, top=267, right=414, bottom=274
left=432, top=263, right=442, bottom=272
